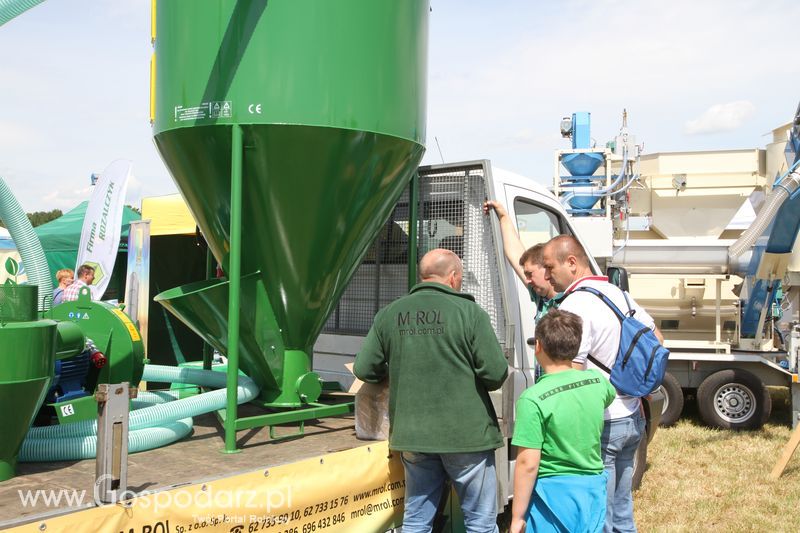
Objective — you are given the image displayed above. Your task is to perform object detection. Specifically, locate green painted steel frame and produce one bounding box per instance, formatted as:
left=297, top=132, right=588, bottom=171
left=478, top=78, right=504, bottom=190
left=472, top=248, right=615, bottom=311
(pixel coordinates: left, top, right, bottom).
left=223, top=124, right=244, bottom=454
left=218, top=125, right=355, bottom=452
left=214, top=397, right=354, bottom=435
left=408, top=171, right=420, bottom=288
left=202, top=247, right=215, bottom=371
left=231, top=402, right=354, bottom=432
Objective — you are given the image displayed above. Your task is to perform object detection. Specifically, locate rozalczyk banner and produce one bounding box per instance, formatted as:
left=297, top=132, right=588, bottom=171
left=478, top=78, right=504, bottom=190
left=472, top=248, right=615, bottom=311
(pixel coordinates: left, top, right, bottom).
left=75, top=159, right=132, bottom=299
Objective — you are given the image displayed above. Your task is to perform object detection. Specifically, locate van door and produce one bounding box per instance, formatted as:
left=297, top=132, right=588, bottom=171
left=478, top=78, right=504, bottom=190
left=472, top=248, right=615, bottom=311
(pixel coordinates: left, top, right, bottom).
left=502, top=184, right=576, bottom=380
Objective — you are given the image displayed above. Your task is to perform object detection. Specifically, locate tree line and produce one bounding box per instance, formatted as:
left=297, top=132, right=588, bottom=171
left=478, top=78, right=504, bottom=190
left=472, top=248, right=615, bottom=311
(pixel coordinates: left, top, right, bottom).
left=0, top=209, right=63, bottom=229
left=2, top=204, right=140, bottom=230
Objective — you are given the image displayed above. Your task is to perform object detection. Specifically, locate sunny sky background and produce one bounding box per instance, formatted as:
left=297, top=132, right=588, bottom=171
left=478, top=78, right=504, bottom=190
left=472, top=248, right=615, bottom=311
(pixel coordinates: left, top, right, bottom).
left=0, top=0, right=798, bottom=212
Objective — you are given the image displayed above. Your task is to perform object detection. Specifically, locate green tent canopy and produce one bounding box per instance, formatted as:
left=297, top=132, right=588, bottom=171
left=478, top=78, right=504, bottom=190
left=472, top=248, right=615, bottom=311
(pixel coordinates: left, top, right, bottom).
left=34, top=201, right=141, bottom=297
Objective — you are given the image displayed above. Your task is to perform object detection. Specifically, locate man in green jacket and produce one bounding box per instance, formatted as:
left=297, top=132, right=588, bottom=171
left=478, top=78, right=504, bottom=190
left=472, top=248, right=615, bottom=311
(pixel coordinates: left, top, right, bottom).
left=355, top=248, right=508, bottom=533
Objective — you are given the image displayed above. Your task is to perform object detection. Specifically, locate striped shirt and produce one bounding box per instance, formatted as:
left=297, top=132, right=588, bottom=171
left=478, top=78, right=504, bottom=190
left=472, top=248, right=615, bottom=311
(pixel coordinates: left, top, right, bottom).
left=62, top=279, right=90, bottom=302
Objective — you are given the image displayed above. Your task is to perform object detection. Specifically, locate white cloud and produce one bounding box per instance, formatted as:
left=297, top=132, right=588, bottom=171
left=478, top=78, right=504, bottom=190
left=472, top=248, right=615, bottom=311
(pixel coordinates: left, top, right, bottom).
left=685, top=101, right=757, bottom=135
left=41, top=186, right=93, bottom=211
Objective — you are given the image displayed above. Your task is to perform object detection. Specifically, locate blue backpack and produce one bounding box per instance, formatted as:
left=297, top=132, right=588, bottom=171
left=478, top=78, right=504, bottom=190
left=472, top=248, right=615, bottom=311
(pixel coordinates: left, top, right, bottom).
left=571, top=286, right=670, bottom=397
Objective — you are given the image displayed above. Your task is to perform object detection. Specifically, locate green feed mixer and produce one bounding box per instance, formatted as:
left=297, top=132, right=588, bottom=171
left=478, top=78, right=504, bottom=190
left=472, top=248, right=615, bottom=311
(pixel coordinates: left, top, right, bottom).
left=151, top=0, right=428, bottom=448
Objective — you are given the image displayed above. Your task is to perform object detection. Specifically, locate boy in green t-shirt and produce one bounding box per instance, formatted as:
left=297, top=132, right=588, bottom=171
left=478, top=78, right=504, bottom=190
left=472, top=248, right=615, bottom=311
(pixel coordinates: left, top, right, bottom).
left=510, top=309, right=616, bottom=533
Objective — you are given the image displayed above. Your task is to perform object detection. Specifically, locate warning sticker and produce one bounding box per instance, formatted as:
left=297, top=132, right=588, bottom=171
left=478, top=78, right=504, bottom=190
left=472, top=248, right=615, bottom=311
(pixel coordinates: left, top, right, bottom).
left=174, top=101, right=233, bottom=122
left=111, top=308, right=142, bottom=342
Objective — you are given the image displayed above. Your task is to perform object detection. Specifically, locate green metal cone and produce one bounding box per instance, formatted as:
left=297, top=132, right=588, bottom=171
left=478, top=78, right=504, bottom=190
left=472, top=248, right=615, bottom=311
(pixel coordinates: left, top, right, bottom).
left=0, top=377, right=51, bottom=480
left=155, top=125, right=423, bottom=350
left=0, top=319, right=56, bottom=481
left=154, top=274, right=284, bottom=398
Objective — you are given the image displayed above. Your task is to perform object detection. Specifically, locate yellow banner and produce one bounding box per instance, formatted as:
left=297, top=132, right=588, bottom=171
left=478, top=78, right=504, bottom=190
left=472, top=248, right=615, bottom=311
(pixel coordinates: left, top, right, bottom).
left=8, top=442, right=406, bottom=533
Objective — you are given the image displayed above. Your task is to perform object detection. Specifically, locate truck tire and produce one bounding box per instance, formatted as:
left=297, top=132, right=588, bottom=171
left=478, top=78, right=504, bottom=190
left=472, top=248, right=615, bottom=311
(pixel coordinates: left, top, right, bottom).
left=659, top=372, right=684, bottom=427
left=631, top=431, right=648, bottom=490
left=697, top=369, right=771, bottom=430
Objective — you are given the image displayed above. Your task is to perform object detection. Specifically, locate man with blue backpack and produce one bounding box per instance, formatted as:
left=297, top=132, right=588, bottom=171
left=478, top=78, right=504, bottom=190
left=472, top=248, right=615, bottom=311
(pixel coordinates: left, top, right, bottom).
left=542, top=235, right=667, bottom=533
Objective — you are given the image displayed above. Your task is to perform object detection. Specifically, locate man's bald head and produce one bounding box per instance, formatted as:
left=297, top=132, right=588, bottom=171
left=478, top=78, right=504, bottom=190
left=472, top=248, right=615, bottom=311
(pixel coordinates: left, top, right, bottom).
left=419, top=248, right=463, bottom=290
left=546, top=235, right=590, bottom=267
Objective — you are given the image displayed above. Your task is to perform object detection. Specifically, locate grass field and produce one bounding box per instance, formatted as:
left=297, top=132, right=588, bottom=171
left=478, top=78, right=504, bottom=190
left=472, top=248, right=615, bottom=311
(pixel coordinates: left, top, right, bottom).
left=634, top=389, right=800, bottom=532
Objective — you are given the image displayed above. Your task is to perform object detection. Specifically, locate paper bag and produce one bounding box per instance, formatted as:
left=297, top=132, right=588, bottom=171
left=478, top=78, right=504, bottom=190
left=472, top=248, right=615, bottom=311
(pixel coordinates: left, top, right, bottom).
left=345, top=363, right=390, bottom=440
left=355, top=380, right=390, bottom=440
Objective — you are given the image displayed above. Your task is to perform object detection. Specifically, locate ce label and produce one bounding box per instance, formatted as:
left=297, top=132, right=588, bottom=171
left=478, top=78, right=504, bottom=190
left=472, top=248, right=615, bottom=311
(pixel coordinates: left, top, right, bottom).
left=248, top=103, right=262, bottom=114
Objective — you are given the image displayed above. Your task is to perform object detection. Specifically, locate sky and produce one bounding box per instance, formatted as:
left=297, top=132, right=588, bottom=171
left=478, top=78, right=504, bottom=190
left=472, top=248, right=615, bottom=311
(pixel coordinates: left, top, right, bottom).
left=0, top=0, right=798, bottom=212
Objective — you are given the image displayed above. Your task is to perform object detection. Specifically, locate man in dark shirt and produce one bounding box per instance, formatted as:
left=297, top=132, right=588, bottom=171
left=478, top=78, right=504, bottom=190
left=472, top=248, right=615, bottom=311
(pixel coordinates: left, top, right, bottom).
left=355, top=248, right=508, bottom=533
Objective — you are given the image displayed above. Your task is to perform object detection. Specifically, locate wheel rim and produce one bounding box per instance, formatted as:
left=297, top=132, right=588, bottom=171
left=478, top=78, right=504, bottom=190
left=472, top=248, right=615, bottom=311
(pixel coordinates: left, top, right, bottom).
left=713, top=383, right=756, bottom=423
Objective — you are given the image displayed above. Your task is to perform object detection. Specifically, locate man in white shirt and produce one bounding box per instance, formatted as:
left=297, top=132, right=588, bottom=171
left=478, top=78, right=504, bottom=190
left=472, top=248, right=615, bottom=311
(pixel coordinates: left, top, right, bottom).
left=542, top=235, right=663, bottom=533
left=62, top=264, right=95, bottom=302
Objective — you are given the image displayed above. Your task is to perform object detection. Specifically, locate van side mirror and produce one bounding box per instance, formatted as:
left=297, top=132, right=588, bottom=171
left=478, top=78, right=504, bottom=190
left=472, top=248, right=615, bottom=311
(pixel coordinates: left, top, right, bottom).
left=607, top=267, right=629, bottom=292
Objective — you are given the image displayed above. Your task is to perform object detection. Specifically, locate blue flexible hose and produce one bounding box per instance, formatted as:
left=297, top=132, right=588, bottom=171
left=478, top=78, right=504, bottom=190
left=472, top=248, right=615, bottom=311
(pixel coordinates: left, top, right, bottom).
left=0, top=0, right=45, bottom=27
left=20, top=365, right=260, bottom=461
left=20, top=419, right=194, bottom=462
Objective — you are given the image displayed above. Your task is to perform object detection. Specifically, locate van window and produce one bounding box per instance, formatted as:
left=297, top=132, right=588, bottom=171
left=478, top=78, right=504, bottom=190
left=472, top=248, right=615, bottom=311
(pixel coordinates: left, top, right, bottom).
left=513, top=198, right=571, bottom=249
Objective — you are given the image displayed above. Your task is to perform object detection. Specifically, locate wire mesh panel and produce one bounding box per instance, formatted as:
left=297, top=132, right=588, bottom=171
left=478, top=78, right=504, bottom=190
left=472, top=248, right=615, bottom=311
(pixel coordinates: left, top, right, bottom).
left=323, top=189, right=411, bottom=335
left=323, top=162, right=508, bottom=348
left=418, top=163, right=507, bottom=347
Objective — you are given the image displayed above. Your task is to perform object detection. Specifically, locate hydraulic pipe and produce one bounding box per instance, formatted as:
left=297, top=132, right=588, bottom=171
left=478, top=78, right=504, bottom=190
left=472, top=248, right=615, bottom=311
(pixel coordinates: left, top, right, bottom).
left=562, top=148, right=632, bottom=205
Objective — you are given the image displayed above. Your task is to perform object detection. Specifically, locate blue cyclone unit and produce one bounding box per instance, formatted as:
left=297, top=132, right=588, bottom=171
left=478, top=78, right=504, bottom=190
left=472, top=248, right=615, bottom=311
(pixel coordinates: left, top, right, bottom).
left=559, top=112, right=608, bottom=215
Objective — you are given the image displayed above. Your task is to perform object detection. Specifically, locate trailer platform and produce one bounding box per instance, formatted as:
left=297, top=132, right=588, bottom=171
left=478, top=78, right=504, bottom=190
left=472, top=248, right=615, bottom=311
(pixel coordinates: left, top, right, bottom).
left=0, top=396, right=405, bottom=532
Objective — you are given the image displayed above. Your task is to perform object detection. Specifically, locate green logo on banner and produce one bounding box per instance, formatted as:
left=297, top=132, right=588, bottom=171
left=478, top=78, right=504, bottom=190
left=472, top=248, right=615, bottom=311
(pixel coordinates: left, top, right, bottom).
left=5, top=257, right=18, bottom=276
left=84, top=261, right=105, bottom=286
left=4, top=257, right=19, bottom=285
